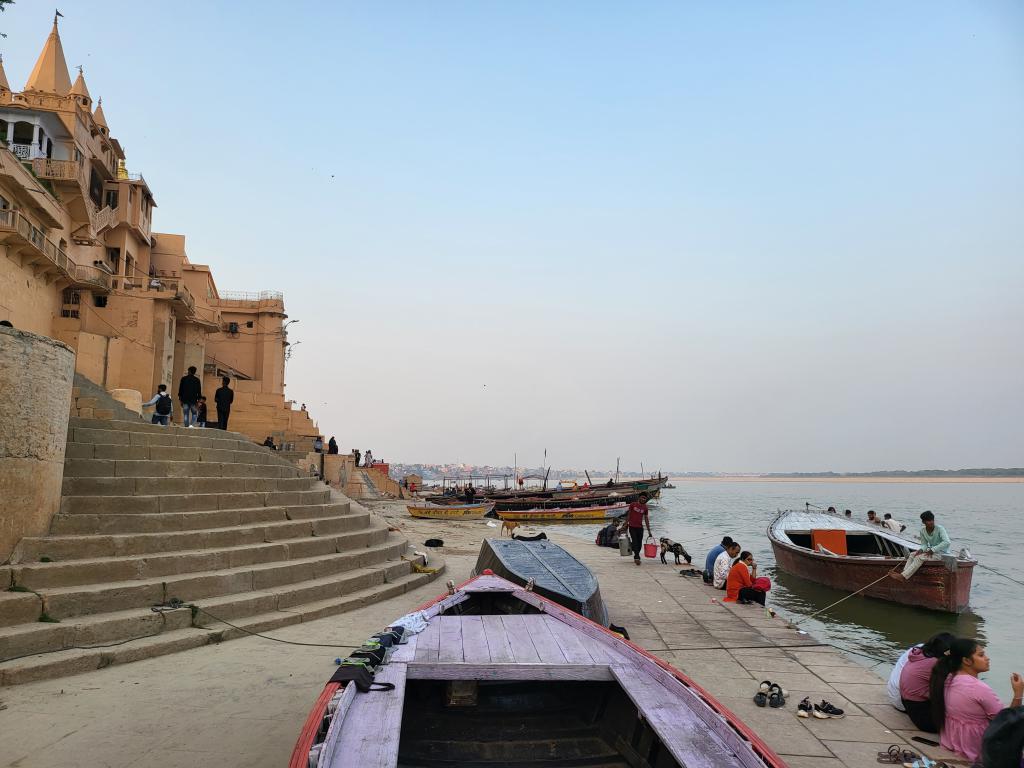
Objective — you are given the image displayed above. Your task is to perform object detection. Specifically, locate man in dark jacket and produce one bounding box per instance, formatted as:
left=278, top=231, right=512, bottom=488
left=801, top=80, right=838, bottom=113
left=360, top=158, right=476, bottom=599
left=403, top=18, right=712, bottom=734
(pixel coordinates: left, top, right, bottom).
left=177, top=366, right=202, bottom=427
left=214, top=376, right=234, bottom=430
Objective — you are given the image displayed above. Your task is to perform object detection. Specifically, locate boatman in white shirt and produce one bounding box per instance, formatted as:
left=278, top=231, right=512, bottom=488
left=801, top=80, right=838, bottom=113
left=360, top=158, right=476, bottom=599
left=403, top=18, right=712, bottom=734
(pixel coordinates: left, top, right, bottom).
left=713, top=542, right=742, bottom=589
left=893, top=511, right=951, bottom=581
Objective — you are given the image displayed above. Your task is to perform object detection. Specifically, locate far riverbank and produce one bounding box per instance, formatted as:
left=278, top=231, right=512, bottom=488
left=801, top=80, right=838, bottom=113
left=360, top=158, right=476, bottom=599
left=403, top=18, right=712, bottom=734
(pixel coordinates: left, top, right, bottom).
left=672, top=475, right=1024, bottom=483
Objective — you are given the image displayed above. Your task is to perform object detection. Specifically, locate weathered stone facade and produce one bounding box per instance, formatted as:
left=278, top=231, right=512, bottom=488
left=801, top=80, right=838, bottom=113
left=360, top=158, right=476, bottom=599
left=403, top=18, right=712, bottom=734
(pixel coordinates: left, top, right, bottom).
left=0, top=325, right=74, bottom=560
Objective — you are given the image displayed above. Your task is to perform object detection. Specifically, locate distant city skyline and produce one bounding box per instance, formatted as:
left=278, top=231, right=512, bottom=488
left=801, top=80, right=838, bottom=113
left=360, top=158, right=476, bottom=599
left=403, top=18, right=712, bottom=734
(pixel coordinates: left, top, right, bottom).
left=4, top=2, right=1021, bottom=471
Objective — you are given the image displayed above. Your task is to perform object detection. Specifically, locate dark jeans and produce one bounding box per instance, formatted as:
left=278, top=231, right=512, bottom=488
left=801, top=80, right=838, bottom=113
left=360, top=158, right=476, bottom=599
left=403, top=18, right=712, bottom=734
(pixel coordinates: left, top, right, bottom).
left=738, top=587, right=766, bottom=606
left=217, top=407, right=230, bottom=430
left=151, top=414, right=169, bottom=426
left=628, top=527, right=644, bottom=560
left=902, top=698, right=938, bottom=733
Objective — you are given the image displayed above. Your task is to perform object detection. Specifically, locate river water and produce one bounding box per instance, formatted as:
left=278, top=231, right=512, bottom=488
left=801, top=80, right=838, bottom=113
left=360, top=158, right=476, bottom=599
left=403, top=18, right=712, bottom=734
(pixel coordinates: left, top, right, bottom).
left=560, top=480, right=1024, bottom=693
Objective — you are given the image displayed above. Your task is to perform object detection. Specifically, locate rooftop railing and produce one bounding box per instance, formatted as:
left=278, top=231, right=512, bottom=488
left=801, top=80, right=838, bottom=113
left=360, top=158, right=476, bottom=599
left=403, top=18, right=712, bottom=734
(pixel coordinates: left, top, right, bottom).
left=220, top=290, right=284, bottom=302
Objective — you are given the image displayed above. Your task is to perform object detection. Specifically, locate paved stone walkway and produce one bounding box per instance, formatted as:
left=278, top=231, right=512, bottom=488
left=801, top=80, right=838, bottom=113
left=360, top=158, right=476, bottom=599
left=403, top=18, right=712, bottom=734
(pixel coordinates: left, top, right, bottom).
left=0, top=531, right=969, bottom=767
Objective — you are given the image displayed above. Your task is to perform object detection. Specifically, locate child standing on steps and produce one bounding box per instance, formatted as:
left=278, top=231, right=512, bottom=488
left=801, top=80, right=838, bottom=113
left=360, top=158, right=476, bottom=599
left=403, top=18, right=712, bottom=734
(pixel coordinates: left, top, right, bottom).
left=196, top=396, right=207, bottom=427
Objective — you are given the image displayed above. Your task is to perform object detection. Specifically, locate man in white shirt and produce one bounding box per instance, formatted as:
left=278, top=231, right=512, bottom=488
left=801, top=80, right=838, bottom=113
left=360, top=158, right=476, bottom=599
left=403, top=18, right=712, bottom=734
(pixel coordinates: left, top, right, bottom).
left=882, top=513, right=905, bottom=532
left=713, top=542, right=742, bottom=589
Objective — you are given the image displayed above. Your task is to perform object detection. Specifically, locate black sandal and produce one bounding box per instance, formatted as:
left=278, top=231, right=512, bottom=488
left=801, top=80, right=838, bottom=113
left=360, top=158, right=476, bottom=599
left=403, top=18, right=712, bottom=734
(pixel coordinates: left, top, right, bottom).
left=768, top=683, right=786, bottom=708
left=876, top=745, right=920, bottom=764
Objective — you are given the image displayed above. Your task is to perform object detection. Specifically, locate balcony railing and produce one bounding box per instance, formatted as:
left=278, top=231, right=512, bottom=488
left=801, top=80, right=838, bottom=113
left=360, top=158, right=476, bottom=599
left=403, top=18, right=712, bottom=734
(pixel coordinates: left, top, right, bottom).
left=32, top=158, right=84, bottom=184
left=220, top=290, right=284, bottom=301
left=0, top=208, right=108, bottom=292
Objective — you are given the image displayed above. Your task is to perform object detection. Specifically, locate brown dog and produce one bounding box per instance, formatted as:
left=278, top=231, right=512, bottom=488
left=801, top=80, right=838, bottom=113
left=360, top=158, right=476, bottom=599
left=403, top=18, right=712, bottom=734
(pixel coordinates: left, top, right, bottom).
left=501, top=520, right=518, bottom=537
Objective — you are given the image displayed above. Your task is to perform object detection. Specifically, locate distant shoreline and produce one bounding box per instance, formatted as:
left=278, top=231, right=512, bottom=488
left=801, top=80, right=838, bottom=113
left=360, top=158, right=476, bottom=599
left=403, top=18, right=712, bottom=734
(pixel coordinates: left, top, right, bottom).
left=669, top=476, right=1024, bottom=484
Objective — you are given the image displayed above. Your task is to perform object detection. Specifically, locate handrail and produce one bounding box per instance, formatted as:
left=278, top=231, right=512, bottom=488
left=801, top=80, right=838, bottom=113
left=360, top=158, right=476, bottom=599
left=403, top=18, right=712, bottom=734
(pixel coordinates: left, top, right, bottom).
left=220, top=290, right=284, bottom=301
left=0, top=208, right=108, bottom=291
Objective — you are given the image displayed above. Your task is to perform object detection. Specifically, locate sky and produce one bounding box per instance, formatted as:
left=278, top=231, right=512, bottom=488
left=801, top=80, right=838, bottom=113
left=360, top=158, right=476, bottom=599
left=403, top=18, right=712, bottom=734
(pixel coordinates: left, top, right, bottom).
left=4, top=2, right=1023, bottom=472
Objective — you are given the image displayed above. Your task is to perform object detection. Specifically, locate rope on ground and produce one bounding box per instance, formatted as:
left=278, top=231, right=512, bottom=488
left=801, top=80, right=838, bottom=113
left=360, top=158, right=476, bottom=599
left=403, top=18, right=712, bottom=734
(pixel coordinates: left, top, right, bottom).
left=793, top=564, right=901, bottom=625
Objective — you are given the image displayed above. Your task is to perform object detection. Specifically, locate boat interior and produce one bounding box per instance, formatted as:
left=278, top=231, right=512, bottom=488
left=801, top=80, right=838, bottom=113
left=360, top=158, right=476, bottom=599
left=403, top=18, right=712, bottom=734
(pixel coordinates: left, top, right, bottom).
left=397, top=679, right=681, bottom=768
left=785, top=529, right=910, bottom=558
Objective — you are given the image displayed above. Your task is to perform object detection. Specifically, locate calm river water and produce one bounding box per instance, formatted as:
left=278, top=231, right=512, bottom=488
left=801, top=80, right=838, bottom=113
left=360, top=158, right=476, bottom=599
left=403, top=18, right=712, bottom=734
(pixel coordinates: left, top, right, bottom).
left=561, top=480, right=1024, bottom=692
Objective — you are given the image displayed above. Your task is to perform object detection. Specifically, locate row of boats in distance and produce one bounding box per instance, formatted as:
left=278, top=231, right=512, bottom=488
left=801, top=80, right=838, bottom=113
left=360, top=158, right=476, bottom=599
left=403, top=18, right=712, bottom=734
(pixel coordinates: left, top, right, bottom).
left=408, top=474, right=669, bottom=522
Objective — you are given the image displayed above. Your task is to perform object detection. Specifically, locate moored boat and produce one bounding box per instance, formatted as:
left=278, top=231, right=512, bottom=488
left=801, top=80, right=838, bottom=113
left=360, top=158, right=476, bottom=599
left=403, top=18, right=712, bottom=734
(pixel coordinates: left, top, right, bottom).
left=496, top=501, right=628, bottom=522
left=475, top=538, right=608, bottom=626
left=290, top=573, right=786, bottom=768
left=406, top=502, right=494, bottom=520
left=768, top=509, right=976, bottom=613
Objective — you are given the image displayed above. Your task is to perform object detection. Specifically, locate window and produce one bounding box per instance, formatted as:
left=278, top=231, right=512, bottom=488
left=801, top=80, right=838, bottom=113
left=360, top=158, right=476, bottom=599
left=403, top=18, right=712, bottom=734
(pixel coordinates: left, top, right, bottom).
left=125, top=254, right=135, bottom=281
left=107, top=247, right=121, bottom=274
left=88, top=168, right=103, bottom=207
left=105, top=189, right=118, bottom=210
left=94, top=295, right=108, bottom=308
left=246, top=321, right=254, bottom=328
left=0, top=195, right=8, bottom=210
left=61, top=289, right=81, bottom=319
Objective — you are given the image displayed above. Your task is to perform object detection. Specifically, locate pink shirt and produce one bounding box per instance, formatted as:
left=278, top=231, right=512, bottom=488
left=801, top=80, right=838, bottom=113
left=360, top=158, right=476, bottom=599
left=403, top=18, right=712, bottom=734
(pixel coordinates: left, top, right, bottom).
left=940, top=674, right=1003, bottom=763
left=899, top=647, right=939, bottom=702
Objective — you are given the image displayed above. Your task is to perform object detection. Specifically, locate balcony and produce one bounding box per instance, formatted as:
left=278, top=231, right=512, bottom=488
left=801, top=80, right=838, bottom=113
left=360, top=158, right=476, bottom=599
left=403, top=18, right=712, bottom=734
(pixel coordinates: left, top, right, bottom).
left=0, top=208, right=109, bottom=293
left=68, top=264, right=112, bottom=293
left=117, top=277, right=218, bottom=329
left=32, top=158, right=85, bottom=185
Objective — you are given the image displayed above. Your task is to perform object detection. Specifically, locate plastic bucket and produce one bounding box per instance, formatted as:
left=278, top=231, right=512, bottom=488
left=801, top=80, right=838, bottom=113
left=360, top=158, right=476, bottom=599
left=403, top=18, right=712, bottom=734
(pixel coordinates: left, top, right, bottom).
left=643, top=536, right=658, bottom=559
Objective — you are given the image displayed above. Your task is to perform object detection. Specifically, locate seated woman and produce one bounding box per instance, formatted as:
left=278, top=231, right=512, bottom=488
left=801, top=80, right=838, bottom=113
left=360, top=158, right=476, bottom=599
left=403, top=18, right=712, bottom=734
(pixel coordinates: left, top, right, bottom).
left=898, top=632, right=955, bottom=731
left=723, top=551, right=765, bottom=606
left=930, top=638, right=1024, bottom=763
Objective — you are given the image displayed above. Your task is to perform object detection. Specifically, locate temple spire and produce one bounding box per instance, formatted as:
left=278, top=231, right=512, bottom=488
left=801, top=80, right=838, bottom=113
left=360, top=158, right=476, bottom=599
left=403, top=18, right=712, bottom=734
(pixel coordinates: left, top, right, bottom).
left=0, top=55, right=10, bottom=92
left=93, top=98, right=108, bottom=130
left=70, top=65, right=90, bottom=101
left=24, top=16, right=73, bottom=94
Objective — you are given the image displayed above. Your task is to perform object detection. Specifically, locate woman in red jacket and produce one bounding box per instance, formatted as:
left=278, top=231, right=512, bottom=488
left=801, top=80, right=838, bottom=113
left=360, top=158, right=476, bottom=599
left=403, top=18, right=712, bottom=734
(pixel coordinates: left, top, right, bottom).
left=724, top=551, right=765, bottom=605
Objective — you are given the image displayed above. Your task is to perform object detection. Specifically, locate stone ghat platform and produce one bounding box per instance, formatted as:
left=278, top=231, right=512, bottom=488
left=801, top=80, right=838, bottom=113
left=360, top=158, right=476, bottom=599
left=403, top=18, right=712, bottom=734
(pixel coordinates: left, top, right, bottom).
left=0, top=525, right=967, bottom=768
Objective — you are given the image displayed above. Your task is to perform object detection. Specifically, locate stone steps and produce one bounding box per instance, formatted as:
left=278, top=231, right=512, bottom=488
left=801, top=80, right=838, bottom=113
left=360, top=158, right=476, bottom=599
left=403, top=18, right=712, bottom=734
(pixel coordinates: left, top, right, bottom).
left=0, top=565, right=440, bottom=687
left=60, top=487, right=332, bottom=515
left=49, top=502, right=361, bottom=534
left=11, top=534, right=410, bottom=620
left=0, top=407, right=443, bottom=686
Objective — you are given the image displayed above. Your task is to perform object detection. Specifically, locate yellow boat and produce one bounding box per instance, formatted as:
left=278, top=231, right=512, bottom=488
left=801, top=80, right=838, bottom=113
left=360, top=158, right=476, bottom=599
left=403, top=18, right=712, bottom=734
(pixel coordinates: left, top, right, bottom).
left=496, top=502, right=629, bottom=523
left=407, top=502, right=495, bottom=520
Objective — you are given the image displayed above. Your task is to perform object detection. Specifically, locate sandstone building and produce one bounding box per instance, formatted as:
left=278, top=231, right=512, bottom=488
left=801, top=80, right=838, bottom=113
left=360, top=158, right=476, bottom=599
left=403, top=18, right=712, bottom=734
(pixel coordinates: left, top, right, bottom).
left=0, top=18, right=317, bottom=447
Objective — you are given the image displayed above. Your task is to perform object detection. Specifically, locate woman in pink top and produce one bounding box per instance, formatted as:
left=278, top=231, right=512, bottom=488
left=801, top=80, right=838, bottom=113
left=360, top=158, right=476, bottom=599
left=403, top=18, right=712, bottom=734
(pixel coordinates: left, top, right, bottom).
left=929, top=638, right=1024, bottom=763
left=898, top=632, right=954, bottom=732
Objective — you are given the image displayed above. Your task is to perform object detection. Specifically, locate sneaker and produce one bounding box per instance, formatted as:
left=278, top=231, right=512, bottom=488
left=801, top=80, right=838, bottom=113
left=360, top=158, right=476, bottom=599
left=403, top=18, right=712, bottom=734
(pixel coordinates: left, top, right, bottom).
left=813, top=700, right=845, bottom=719
left=796, top=697, right=813, bottom=718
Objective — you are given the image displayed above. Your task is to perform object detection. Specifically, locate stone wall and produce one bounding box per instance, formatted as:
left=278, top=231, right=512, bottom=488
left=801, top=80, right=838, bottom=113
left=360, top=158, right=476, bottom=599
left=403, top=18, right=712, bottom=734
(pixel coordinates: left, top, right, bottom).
left=0, top=326, right=75, bottom=561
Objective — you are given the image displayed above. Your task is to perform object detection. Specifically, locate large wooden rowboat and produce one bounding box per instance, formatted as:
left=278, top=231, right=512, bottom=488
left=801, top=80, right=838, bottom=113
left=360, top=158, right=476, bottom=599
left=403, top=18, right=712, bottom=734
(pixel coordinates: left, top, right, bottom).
left=290, top=573, right=785, bottom=768
left=406, top=502, right=494, bottom=520
left=474, top=538, right=609, bottom=626
left=768, top=509, right=976, bottom=613
left=496, top=501, right=628, bottom=522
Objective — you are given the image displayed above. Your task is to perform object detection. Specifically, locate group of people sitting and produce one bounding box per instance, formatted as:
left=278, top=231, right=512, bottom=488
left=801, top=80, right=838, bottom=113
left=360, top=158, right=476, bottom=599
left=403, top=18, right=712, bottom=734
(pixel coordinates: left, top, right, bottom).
left=887, top=633, right=1024, bottom=764
left=703, top=536, right=771, bottom=606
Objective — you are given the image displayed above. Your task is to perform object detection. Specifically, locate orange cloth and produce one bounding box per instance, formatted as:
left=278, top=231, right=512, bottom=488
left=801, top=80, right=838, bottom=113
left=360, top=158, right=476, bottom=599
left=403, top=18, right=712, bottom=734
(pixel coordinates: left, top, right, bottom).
left=724, top=561, right=752, bottom=603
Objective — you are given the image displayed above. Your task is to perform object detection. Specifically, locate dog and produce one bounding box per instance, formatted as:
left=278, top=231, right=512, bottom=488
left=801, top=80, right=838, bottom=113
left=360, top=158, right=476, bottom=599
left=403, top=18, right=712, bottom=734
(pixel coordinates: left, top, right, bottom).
left=500, top=520, right=518, bottom=537
left=659, top=537, right=692, bottom=565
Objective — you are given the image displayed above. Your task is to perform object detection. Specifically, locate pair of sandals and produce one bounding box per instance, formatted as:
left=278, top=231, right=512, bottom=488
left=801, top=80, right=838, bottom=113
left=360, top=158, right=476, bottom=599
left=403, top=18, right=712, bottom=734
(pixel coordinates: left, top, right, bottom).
left=876, top=746, right=954, bottom=768
left=753, top=680, right=787, bottom=708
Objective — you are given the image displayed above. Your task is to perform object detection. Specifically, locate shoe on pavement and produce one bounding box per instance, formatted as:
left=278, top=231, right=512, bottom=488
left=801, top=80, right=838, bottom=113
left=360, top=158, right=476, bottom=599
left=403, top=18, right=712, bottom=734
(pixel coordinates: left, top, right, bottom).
left=813, top=700, right=845, bottom=719
left=796, top=697, right=813, bottom=718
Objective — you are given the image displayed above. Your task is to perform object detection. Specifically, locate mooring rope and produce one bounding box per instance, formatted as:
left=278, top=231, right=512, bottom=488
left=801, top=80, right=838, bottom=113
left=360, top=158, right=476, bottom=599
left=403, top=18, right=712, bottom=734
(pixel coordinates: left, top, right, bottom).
left=793, top=564, right=902, bottom=625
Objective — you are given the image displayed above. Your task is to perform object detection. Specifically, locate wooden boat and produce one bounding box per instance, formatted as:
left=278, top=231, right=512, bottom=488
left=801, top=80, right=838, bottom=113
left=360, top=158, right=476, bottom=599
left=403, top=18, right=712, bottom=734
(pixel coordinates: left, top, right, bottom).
left=406, top=502, right=494, bottom=520
left=290, top=573, right=785, bottom=768
left=492, top=490, right=646, bottom=512
left=496, top=501, right=629, bottom=522
left=474, top=538, right=609, bottom=626
left=768, top=509, right=976, bottom=613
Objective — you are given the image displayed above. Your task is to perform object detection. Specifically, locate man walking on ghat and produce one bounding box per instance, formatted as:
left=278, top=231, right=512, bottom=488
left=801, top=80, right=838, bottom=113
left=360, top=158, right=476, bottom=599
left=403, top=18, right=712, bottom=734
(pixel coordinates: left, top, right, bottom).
left=214, top=376, right=234, bottom=431
left=626, top=492, right=653, bottom=566
left=177, top=365, right=202, bottom=428
left=894, top=510, right=951, bottom=581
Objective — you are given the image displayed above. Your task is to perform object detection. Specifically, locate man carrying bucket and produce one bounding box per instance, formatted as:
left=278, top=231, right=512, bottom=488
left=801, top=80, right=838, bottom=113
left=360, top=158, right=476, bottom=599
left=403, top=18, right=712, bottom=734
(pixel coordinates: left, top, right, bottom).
left=626, top=492, right=653, bottom=566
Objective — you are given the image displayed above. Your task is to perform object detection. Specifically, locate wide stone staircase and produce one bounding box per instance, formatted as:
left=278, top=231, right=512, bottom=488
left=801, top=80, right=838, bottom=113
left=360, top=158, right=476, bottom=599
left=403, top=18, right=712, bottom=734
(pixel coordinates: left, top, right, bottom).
left=0, top=413, right=443, bottom=686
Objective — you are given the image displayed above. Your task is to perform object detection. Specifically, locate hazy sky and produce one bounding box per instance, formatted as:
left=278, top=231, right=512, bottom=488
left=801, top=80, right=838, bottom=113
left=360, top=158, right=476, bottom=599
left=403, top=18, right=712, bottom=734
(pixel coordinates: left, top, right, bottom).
left=5, top=3, right=1022, bottom=472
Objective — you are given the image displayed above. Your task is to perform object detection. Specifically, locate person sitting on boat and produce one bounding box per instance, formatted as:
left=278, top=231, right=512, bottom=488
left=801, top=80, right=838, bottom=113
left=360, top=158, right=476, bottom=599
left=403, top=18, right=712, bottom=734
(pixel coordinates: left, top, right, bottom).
left=712, top=542, right=742, bottom=589
left=882, top=513, right=906, bottom=532
left=894, top=511, right=951, bottom=581
left=723, top=551, right=765, bottom=606
left=896, top=632, right=955, bottom=732
left=606, top=478, right=615, bottom=487
left=929, top=638, right=1024, bottom=764
left=625, top=492, right=652, bottom=566
left=703, top=536, right=735, bottom=584
left=465, top=484, right=476, bottom=504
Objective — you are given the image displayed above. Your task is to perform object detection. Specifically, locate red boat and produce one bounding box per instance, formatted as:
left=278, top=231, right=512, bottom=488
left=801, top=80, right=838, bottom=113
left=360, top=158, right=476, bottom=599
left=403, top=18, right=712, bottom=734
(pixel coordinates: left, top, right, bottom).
left=290, top=573, right=785, bottom=768
left=768, top=509, right=976, bottom=613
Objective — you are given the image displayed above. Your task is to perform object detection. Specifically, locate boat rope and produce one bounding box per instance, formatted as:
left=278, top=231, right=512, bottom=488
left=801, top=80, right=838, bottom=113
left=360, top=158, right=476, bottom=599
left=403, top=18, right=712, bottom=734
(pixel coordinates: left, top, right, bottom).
left=974, top=562, right=1024, bottom=589
left=793, top=564, right=902, bottom=625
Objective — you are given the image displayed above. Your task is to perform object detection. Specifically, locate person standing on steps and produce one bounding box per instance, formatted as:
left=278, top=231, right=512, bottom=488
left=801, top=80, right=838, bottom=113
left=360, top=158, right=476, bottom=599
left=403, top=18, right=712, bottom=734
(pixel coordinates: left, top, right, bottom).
left=626, top=492, right=653, bottom=566
left=214, top=376, right=234, bottom=430
left=142, top=384, right=173, bottom=426
left=327, top=436, right=338, bottom=454
left=177, top=365, right=202, bottom=428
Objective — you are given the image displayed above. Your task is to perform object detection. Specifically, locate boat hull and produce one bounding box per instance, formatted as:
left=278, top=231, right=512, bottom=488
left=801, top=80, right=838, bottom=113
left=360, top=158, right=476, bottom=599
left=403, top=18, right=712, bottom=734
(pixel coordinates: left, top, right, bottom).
left=769, top=538, right=974, bottom=613
left=407, top=502, right=494, bottom=520
left=475, top=538, right=609, bottom=626
left=496, top=502, right=628, bottom=522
